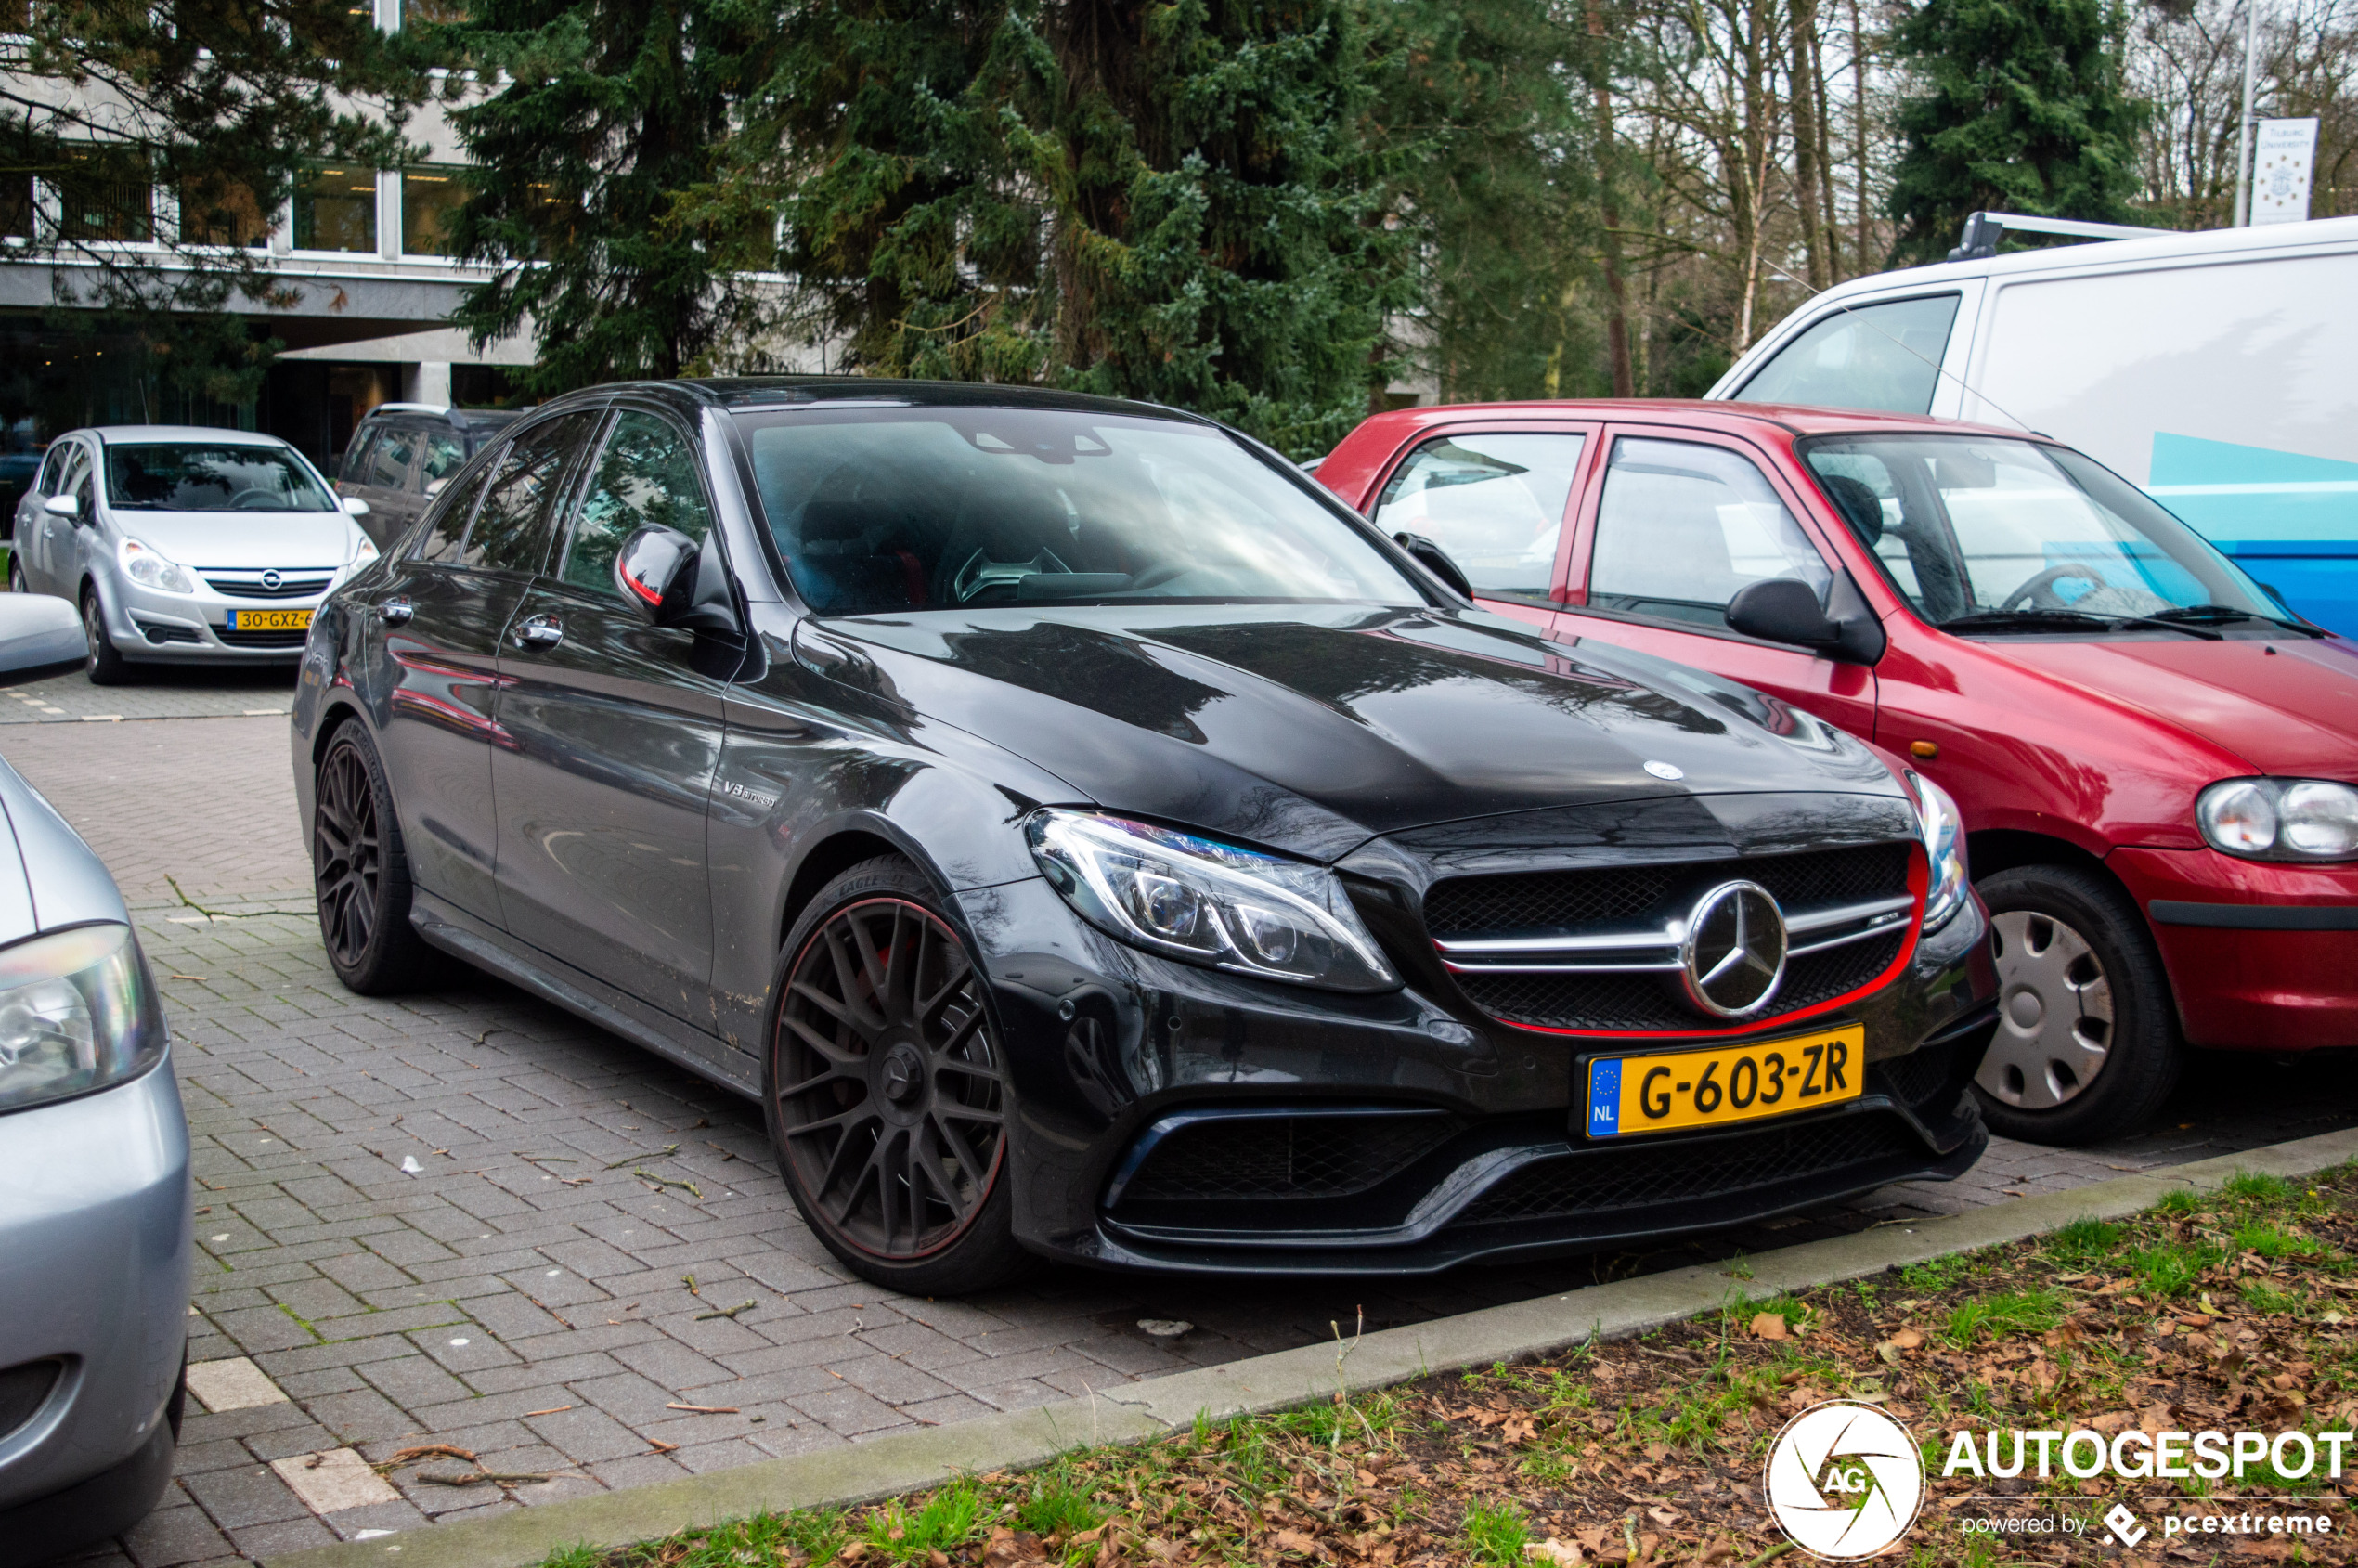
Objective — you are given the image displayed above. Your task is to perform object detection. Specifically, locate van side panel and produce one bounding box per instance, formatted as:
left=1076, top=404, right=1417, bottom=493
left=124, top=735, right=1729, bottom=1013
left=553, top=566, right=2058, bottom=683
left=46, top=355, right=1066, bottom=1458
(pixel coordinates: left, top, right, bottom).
left=1962, top=249, right=2358, bottom=635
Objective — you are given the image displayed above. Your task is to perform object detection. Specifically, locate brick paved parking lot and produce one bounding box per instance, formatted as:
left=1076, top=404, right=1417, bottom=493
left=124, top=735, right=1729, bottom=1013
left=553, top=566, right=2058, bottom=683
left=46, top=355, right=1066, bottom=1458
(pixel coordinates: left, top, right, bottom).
left=5, top=670, right=2353, bottom=1568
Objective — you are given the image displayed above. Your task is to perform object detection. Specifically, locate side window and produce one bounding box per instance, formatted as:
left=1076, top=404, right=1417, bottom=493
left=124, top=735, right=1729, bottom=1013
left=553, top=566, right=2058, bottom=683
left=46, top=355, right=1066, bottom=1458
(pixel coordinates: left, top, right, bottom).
left=1587, top=437, right=1831, bottom=629
left=341, top=428, right=378, bottom=485
left=66, top=446, right=94, bottom=513
left=1735, top=294, right=1962, bottom=416
left=559, top=409, right=715, bottom=599
left=414, top=451, right=498, bottom=563
left=459, top=411, right=597, bottom=574
left=32, top=447, right=63, bottom=498
left=368, top=426, right=420, bottom=490
left=421, top=431, right=468, bottom=486
left=1371, top=433, right=1585, bottom=599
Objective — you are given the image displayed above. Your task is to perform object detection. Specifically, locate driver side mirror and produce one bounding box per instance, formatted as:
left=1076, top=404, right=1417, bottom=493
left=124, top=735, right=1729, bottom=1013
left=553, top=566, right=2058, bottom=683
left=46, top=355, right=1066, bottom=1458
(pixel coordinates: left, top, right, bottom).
left=615, top=525, right=739, bottom=635
left=342, top=495, right=371, bottom=517
left=42, top=493, right=76, bottom=519
left=1392, top=531, right=1473, bottom=600
left=1725, top=577, right=1885, bottom=663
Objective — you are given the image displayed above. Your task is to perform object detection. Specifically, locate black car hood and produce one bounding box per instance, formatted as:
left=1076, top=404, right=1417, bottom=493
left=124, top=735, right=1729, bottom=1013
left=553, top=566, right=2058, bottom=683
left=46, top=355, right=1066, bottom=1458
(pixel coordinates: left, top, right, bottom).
left=797, top=604, right=1905, bottom=861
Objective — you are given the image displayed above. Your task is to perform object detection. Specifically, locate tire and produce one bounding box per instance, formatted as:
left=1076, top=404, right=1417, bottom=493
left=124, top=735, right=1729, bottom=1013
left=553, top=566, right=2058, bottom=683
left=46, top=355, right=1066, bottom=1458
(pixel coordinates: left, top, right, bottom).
left=7, top=554, right=25, bottom=594
left=82, top=586, right=130, bottom=686
left=1971, top=863, right=2182, bottom=1146
left=313, top=721, right=434, bottom=994
left=764, top=855, right=1029, bottom=1294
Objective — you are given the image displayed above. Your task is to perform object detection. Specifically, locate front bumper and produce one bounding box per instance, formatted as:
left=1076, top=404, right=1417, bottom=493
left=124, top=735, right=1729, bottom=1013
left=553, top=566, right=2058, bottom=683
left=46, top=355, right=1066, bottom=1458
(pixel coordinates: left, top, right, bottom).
left=93, top=566, right=343, bottom=663
left=2112, top=846, right=2358, bottom=1051
left=0, top=1055, right=191, bottom=1547
left=967, top=873, right=1997, bottom=1276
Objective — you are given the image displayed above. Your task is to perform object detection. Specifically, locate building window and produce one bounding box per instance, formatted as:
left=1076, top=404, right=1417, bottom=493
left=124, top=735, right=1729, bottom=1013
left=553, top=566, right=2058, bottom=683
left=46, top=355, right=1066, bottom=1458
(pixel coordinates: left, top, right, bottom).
left=293, top=166, right=378, bottom=253
left=58, top=149, right=154, bottom=243
left=0, top=174, right=30, bottom=240
left=401, top=167, right=467, bottom=256
left=179, top=175, right=269, bottom=248
left=403, top=0, right=472, bottom=21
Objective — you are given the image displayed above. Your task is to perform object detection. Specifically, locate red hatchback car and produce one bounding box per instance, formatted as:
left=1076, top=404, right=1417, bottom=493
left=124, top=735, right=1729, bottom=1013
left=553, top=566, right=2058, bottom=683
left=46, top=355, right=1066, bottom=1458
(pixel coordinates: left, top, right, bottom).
left=1318, top=400, right=2358, bottom=1146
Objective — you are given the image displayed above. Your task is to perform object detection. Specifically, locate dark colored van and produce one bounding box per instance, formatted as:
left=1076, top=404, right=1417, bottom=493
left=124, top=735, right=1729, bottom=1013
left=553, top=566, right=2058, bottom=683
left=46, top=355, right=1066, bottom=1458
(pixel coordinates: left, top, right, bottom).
left=335, top=404, right=521, bottom=548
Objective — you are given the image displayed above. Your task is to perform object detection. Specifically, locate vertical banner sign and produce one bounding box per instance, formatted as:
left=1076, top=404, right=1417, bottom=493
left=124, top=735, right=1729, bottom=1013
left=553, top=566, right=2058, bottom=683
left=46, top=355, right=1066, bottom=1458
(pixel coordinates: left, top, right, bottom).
left=2251, top=118, right=2320, bottom=225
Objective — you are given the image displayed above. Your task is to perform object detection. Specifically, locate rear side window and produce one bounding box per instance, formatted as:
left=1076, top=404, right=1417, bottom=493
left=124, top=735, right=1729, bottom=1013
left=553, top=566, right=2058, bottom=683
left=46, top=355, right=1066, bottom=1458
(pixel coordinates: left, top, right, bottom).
left=560, top=410, right=715, bottom=600
left=1736, top=294, right=1961, bottom=415
left=459, top=412, right=596, bottom=573
left=341, top=428, right=379, bottom=485
left=1372, top=433, right=1585, bottom=599
left=1586, top=437, right=1832, bottom=628
left=414, top=453, right=497, bottom=563
left=421, top=432, right=467, bottom=485
left=368, top=427, right=419, bottom=490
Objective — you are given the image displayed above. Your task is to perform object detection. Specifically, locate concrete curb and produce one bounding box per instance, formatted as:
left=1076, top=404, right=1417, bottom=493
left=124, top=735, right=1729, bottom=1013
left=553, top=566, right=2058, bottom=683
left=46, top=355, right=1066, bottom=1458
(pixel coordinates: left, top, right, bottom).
left=266, top=1124, right=2358, bottom=1568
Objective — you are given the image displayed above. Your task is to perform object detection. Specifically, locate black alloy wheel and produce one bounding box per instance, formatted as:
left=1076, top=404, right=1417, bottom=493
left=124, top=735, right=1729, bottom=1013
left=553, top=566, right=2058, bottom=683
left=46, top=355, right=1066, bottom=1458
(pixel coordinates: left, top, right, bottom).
left=312, top=723, right=433, bottom=993
left=767, top=856, right=1025, bottom=1293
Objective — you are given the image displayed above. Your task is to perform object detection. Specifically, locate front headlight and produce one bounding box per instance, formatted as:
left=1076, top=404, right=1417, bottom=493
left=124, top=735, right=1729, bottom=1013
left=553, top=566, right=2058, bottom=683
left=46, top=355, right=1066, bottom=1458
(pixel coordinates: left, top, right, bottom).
left=1906, top=771, right=1970, bottom=930
left=2196, top=777, right=2358, bottom=861
left=119, top=538, right=195, bottom=593
left=350, top=533, right=378, bottom=568
left=0, top=923, right=167, bottom=1115
left=1027, top=810, right=1400, bottom=991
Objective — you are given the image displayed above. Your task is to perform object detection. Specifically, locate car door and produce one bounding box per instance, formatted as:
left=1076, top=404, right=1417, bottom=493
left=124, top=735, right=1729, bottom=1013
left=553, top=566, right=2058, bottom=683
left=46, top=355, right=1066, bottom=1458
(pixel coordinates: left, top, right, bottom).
left=1552, top=426, right=1879, bottom=736
left=1363, top=423, right=1596, bottom=633
left=57, top=444, right=100, bottom=599
left=15, top=444, right=68, bottom=593
left=369, top=410, right=599, bottom=924
left=490, top=405, right=742, bottom=1039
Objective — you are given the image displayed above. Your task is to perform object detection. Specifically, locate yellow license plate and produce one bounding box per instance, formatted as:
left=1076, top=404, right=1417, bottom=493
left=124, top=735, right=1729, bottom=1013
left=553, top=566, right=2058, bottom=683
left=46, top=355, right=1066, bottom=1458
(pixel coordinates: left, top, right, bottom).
left=1584, top=1026, right=1864, bottom=1137
left=225, top=608, right=313, bottom=631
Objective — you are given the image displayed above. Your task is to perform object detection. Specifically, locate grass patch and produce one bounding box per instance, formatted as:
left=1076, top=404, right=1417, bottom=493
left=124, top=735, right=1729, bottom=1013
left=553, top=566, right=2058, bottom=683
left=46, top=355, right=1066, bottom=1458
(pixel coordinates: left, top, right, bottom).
left=1460, top=1501, right=1528, bottom=1567
left=2041, top=1215, right=2122, bottom=1267
left=1943, top=1287, right=2068, bottom=1347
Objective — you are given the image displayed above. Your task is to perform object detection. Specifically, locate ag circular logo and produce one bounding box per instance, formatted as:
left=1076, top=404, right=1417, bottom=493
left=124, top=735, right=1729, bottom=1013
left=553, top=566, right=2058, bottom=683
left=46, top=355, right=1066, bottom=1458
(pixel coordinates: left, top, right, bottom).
left=261, top=569, right=282, bottom=590
left=1679, top=880, right=1787, bottom=1017
left=1764, top=1400, right=1924, bottom=1560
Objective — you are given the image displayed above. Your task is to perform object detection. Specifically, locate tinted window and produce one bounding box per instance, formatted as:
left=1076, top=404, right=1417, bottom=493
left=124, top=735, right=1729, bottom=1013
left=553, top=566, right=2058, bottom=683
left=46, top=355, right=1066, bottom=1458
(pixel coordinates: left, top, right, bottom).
left=33, top=447, right=62, bottom=496
left=105, top=443, right=337, bottom=512
left=1372, top=433, right=1584, bottom=598
left=739, top=408, right=1419, bottom=616
left=1800, top=434, right=2281, bottom=628
left=368, top=427, right=420, bottom=490
left=341, top=429, right=379, bottom=485
left=415, top=453, right=498, bottom=564
left=460, top=412, right=594, bottom=573
left=1737, top=294, right=1961, bottom=415
left=421, top=431, right=468, bottom=484
left=561, top=410, right=714, bottom=600
left=1587, top=438, right=1831, bottom=628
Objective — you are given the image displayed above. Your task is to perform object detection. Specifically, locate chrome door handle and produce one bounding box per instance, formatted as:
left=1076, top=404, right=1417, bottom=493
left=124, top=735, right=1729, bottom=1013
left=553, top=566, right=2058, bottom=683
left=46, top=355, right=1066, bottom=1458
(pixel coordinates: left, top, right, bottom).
left=512, top=613, right=564, bottom=649
left=375, top=597, right=414, bottom=626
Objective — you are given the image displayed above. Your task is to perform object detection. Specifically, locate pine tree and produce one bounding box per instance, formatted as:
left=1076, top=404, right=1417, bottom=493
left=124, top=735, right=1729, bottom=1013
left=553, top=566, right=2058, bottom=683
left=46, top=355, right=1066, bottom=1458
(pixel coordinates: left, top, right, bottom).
left=440, top=0, right=762, bottom=392
left=1885, top=0, right=2150, bottom=264
left=702, top=0, right=1413, bottom=458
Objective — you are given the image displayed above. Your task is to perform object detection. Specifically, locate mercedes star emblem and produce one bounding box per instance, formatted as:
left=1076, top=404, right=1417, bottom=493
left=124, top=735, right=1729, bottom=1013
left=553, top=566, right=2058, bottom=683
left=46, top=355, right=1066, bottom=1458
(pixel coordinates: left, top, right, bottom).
left=1680, top=879, right=1788, bottom=1017
left=260, top=569, right=282, bottom=590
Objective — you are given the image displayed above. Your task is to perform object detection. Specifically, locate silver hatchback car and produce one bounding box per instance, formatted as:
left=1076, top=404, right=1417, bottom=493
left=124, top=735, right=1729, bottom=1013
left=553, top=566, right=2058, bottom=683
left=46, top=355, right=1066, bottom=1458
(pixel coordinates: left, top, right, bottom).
left=0, top=757, right=188, bottom=1559
left=9, top=426, right=378, bottom=684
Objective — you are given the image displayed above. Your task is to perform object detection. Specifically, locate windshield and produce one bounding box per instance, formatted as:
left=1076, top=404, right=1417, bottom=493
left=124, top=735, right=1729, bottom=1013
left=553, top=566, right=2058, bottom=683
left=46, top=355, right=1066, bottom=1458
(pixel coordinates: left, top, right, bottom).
left=1796, top=434, right=2287, bottom=632
left=737, top=408, right=1423, bottom=615
left=105, top=443, right=337, bottom=512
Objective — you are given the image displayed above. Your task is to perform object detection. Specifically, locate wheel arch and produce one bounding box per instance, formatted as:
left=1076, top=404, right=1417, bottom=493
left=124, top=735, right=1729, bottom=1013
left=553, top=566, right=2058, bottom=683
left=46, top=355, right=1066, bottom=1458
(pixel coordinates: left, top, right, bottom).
left=309, top=694, right=370, bottom=766
left=1968, top=826, right=2185, bottom=1032
left=775, top=825, right=924, bottom=955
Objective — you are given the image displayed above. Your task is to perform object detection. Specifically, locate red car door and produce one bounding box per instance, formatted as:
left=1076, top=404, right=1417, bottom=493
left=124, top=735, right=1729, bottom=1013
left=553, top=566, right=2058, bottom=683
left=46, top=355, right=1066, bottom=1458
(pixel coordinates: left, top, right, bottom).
left=1356, top=420, right=1600, bottom=632
left=1549, top=423, right=1879, bottom=738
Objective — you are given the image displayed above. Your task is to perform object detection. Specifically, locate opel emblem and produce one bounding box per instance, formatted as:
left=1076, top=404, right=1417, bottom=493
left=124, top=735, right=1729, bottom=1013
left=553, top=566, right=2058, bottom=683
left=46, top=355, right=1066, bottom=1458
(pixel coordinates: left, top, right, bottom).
left=261, top=569, right=282, bottom=590
left=1680, top=880, right=1788, bottom=1017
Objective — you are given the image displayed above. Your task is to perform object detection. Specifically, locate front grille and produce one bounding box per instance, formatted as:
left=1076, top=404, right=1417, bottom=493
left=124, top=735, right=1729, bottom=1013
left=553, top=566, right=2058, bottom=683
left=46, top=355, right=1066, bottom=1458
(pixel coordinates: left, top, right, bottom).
left=0, top=1358, right=61, bottom=1441
left=215, top=628, right=309, bottom=648
left=1454, top=927, right=1906, bottom=1031
left=203, top=575, right=332, bottom=600
left=1119, top=1112, right=1457, bottom=1203
left=1875, top=1037, right=1959, bottom=1110
left=1429, top=843, right=1913, bottom=1032
left=1453, top=1113, right=1922, bottom=1225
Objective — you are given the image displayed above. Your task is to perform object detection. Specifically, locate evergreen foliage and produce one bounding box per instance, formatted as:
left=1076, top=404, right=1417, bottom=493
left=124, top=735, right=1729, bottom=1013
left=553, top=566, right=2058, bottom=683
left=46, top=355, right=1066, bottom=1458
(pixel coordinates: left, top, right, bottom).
left=1885, top=0, right=2150, bottom=264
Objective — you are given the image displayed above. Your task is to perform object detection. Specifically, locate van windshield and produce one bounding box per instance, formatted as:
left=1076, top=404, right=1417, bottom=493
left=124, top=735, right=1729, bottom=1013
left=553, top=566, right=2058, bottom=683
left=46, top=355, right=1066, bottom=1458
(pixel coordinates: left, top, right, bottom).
left=106, top=444, right=337, bottom=513
left=736, top=408, right=1423, bottom=615
left=1796, top=434, right=2303, bottom=637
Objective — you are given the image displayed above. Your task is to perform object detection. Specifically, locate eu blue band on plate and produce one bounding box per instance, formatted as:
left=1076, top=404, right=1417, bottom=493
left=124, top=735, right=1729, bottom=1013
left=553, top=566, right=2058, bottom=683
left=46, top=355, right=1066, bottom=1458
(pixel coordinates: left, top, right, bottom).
left=1587, top=1057, right=1622, bottom=1138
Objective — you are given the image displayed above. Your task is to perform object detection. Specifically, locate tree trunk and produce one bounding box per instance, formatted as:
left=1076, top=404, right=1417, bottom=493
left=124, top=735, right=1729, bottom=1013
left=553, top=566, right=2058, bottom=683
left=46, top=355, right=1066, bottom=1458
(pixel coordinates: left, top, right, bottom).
left=1790, top=0, right=1828, bottom=290
left=1851, top=0, right=1872, bottom=267
left=1588, top=0, right=1636, bottom=397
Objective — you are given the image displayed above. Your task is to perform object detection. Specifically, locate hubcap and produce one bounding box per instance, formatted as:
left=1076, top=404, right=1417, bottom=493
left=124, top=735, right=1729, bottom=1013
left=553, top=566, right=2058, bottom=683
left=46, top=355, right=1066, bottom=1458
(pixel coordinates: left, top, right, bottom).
left=314, top=743, right=382, bottom=970
left=1976, top=909, right=2113, bottom=1109
left=774, top=897, right=1004, bottom=1260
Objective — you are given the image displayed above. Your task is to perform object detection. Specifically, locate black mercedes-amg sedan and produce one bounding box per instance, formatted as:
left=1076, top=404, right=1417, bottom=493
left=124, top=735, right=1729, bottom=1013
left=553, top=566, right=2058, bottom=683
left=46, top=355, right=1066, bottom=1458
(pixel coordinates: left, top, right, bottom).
left=290, top=378, right=1999, bottom=1292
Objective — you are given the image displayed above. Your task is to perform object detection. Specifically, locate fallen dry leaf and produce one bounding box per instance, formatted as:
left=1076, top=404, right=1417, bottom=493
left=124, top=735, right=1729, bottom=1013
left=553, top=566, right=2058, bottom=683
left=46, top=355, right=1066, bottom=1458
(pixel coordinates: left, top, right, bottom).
left=1525, top=1540, right=1584, bottom=1566
left=1751, top=1312, right=1789, bottom=1341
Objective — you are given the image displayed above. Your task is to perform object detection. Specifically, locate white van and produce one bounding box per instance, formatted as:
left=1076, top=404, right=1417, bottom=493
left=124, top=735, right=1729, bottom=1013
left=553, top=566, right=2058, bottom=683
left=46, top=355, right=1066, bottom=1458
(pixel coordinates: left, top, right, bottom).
left=1707, top=214, right=2358, bottom=637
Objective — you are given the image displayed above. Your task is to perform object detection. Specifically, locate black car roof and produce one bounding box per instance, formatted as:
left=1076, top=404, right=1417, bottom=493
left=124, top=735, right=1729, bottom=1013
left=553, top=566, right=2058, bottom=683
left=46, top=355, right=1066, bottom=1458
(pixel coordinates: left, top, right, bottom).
left=534, top=376, right=1211, bottom=426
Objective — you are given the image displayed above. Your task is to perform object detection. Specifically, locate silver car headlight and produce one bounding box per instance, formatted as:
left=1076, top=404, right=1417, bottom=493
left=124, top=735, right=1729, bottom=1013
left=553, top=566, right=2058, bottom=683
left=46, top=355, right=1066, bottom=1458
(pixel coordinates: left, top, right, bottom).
left=1906, top=771, right=1970, bottom=930
left=0, top=923, right=167, bottom=1115
left=1026, top=810, right=1399, bottom=991
left=120, top=538, right=195, bottom=593
left=2196, top=778, right=2358, bottom=862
